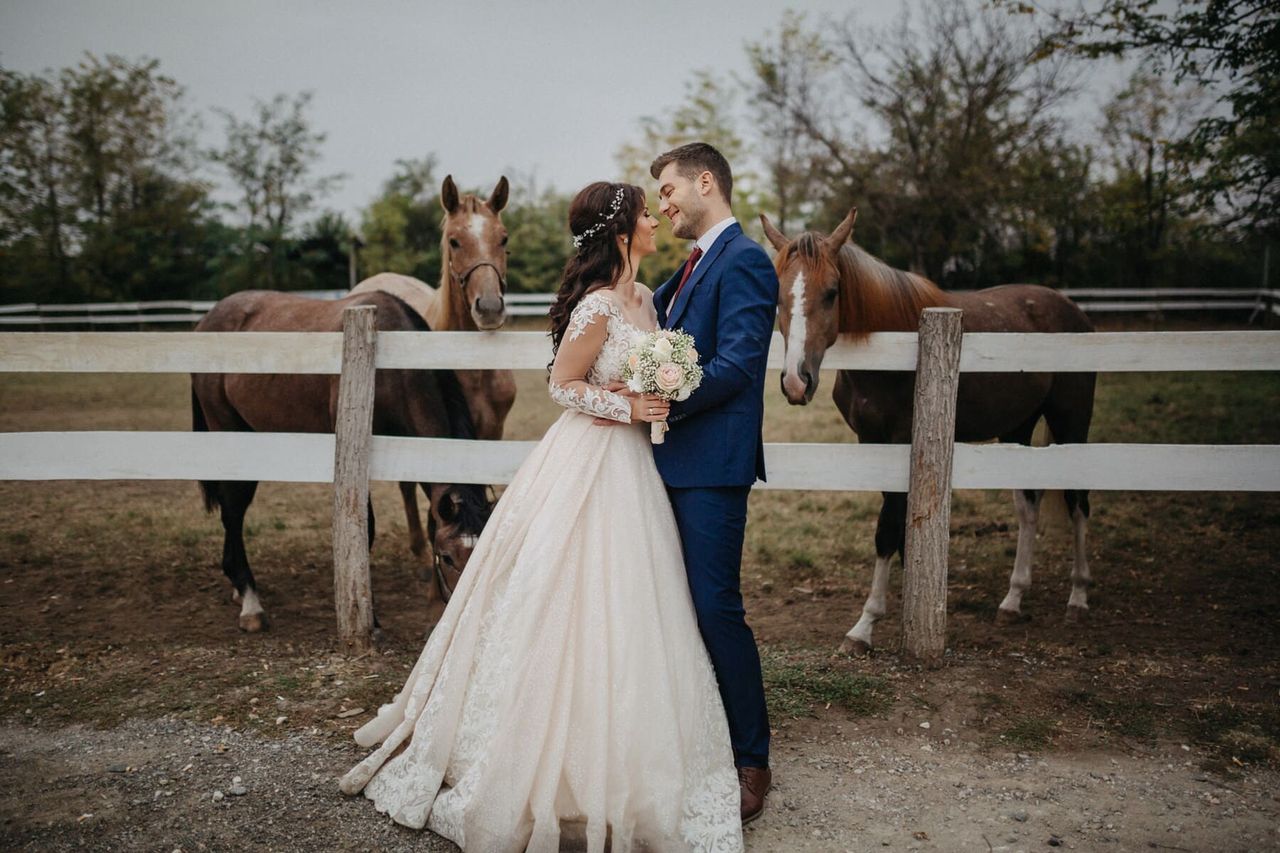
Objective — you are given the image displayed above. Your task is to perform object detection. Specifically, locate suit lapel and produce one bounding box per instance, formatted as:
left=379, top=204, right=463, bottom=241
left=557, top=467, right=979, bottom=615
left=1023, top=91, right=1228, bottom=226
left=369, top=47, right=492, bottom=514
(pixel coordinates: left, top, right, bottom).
left=664, top=223, right=739, bottom=329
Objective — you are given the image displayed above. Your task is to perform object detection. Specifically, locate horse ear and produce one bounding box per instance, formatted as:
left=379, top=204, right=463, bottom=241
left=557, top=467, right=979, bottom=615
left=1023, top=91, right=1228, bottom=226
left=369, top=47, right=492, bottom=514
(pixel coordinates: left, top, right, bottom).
left=487, top=176, right=509, bottom=213
left=438, top=490, right=459, bottom=523
left=828, top=207, right=858, bottom=247
left=441, top=175, right=460, bottom=214
left=759, top=213, right=788, bottom=251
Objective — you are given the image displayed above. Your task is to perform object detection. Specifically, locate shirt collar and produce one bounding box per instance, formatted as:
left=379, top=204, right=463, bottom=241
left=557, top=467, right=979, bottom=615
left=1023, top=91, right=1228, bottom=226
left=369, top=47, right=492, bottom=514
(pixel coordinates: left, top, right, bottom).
left=695, top=216, right=737, bottom=258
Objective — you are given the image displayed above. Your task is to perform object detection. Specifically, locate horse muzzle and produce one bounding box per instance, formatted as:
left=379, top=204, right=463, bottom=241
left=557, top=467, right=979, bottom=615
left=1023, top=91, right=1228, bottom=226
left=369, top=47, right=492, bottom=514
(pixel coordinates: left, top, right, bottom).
left=781, top=366, right=817, bottom=405
left=472, top=295, right=506, bottom=330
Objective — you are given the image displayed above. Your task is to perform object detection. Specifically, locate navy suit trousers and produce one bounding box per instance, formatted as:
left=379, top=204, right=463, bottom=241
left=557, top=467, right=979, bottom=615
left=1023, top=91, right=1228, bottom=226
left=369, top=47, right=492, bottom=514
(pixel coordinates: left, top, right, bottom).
left=666, top=484, right=770, bottom=769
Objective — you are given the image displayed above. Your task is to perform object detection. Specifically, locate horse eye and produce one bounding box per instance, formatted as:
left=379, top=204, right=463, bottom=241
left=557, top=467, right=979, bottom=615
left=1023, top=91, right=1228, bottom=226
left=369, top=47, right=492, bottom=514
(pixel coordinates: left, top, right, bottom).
left=449, top=238, right=460, bottom=249
left=500, top=235, right=508, bottom=246
left=441, top=554, right=456, bottom=568
left=823, top=288, right=838, bottom=304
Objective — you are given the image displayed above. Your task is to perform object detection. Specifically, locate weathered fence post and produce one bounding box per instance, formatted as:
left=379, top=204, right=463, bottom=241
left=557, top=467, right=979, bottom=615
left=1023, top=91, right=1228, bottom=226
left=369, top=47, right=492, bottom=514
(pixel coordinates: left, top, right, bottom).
left=902, top=307, right=964, bottom=664
left=333, top=305, right=378, bottom=653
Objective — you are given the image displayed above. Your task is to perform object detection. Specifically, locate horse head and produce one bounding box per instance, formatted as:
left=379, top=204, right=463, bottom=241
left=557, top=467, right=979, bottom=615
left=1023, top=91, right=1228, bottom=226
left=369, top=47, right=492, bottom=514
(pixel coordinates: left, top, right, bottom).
left=424, top=482, right=494, bottom=602
left=441, top=174, right=510, bottom=330
left=761, top=207, right=858, bottom=405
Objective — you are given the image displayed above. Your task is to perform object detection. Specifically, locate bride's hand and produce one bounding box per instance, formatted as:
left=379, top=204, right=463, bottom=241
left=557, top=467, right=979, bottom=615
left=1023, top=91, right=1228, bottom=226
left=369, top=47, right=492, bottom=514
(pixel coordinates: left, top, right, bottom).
left=604, top=380, right=638, bottom=397
left=594, top=381, right=648, bottom=426
left=630, top=394, right=669, bottom=423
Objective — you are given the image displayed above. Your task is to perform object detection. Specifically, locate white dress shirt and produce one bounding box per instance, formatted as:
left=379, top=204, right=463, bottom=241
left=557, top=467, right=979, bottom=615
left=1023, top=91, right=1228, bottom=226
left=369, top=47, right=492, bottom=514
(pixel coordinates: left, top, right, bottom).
left=691, top=216, right=737, bottom=272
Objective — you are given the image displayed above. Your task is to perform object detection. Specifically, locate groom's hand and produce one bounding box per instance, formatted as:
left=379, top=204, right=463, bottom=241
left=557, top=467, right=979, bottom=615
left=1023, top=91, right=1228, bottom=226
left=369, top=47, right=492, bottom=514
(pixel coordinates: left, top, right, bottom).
left=594, top=381, right=637, bottom=426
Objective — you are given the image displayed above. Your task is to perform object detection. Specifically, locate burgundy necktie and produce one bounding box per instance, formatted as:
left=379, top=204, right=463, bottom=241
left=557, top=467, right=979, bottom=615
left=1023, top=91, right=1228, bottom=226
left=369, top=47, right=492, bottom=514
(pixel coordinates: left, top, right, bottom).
left=670, top=246, right=703, bottom=305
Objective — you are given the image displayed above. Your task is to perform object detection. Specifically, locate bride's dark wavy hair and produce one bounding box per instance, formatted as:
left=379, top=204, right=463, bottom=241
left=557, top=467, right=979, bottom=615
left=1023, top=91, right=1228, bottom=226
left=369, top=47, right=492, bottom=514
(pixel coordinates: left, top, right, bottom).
left=548, top=181, right=647, bottom=357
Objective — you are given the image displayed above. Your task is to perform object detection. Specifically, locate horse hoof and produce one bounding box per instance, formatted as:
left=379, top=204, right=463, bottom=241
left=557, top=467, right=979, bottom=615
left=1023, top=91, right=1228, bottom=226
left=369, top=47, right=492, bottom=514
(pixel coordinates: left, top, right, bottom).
left=230, top=589, right=242, bottom=604
left=839, top=637, right=872, bottom=656
left=239, top=612, right=268, bottom=633
left=1065, top=605, right=1089, bottom=624
left=995, top=608, right=1026, bottom=626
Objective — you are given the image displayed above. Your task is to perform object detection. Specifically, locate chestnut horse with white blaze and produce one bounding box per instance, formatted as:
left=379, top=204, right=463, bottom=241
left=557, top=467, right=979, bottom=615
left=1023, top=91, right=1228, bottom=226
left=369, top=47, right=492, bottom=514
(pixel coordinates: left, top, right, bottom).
left=350, top=175, right=516, bottom=579
left=761, top=208, right=1098, bottom=654
left=192, top=289, right=492, bottom=632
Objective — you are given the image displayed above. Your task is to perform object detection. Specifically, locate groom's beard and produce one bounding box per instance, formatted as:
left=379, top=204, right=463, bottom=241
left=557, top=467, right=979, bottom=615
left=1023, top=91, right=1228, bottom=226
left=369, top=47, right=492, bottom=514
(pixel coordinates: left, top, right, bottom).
left=671, top=204, right=708, bottom=241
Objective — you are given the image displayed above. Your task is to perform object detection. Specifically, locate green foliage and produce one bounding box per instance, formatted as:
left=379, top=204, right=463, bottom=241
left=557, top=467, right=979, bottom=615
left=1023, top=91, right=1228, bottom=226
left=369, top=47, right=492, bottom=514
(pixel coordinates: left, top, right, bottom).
left=501, top=177, right=570, bottom=293
left=358, top=156, right=443, bottom=283
left=208, top=91, right=346, bottom=291
left=1006, top=0, right=1280, bottom=236
left=735, top=0, right=1267, bottom=289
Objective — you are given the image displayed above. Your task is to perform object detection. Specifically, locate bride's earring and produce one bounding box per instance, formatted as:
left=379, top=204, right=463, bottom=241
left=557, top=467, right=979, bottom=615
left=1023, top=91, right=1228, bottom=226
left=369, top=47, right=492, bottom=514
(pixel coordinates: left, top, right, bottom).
left=622, top=237, right=629, bottom=244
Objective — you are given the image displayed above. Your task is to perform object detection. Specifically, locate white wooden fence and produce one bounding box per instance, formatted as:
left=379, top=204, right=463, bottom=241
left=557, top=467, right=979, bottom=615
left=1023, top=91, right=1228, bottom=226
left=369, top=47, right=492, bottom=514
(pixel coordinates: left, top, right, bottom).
left=2, top=319, right=1279, bottom=658
left=2, top=288, right=1278, bottom=327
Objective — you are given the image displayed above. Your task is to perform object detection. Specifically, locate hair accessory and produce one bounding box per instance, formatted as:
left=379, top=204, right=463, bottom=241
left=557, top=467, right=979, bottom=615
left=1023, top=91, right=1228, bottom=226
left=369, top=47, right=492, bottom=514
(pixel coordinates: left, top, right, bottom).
left=571, top=186, right=626, bottom=249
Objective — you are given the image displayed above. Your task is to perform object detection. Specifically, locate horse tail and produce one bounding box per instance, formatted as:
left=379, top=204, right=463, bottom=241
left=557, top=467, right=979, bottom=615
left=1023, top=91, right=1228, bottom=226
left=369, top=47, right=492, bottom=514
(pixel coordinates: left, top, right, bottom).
left=192, top=388, right=219, bottom=514
left=1034, top=420, right=1071, bottom=531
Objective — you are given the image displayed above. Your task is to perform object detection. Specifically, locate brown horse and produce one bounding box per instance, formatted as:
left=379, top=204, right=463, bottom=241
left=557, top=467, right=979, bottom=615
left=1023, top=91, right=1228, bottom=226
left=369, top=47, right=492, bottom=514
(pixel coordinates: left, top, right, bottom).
left=350, top=175, right=517, bottom=564
left=192, top=289, right=492, bottom=632
left=761, top=208, right=1097, bottom=654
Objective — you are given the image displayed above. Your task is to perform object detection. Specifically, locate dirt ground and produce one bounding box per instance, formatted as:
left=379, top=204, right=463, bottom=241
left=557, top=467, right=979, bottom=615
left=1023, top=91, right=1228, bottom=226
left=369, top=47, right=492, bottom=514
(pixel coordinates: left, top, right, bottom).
left=2, top=317, right=1278, bottom=850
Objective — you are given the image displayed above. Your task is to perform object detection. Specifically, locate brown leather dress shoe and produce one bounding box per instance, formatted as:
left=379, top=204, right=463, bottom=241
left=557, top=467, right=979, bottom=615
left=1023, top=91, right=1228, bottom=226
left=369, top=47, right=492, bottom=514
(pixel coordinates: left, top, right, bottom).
left=738, top=765, right=772, bottom=824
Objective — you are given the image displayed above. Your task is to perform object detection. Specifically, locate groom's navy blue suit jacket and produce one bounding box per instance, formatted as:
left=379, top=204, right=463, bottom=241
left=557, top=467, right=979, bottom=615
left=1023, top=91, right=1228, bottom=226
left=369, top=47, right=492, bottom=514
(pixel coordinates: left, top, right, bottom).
left=653, top=222, right=779, bottom=488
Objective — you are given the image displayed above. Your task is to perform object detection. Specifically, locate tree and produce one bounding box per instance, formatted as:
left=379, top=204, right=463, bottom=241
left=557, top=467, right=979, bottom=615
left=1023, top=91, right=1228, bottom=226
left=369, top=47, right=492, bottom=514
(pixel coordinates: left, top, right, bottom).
left=501, top=174, right=570, bottom=293
left=210, top=92, right=343, bottom=289
left=1, top=54, right=212, bottom=302
left=743, top=11, right=833, bottom=234
left=359, top=155, right=443, bottom=283
left=742, top=0, right=1077, bottom=286
left=1009, top=0, right=1280, bottom=235
left=0, top=68, right=73, bottom=300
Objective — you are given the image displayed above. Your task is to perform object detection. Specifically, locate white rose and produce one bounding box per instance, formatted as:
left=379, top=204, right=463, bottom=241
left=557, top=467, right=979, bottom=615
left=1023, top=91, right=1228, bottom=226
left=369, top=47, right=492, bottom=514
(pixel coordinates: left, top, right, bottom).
left=626, top=376, right=645, bottom=394
left=676, top=385, right=693, bottom=401
left=655, top=363, right=684, bottom=393
left=651, top=337, right=674, bottom=359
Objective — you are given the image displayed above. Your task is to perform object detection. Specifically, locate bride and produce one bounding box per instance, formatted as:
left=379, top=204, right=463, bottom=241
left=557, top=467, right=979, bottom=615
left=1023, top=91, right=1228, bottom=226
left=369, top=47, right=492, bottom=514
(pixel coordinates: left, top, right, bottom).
left=339, top=181, right=745, bottom=853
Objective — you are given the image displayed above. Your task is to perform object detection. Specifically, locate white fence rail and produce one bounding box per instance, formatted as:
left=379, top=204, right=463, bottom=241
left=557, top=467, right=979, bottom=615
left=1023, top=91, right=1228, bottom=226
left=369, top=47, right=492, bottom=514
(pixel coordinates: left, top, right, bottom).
left=2, top=321, right=1278, bottom=657
left=2, top=288, right=1277, bottom=327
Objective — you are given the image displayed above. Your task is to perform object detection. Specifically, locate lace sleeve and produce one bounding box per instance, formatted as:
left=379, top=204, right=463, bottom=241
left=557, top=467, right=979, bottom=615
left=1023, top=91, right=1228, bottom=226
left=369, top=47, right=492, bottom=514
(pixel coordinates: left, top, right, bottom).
left=549, top=293, right=632, bottom=423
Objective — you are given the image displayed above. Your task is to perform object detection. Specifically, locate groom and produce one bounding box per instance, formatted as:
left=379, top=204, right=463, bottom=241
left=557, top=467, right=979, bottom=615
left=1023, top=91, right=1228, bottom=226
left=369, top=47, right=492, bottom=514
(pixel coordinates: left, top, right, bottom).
left=650, top=142, right=778, bottom=823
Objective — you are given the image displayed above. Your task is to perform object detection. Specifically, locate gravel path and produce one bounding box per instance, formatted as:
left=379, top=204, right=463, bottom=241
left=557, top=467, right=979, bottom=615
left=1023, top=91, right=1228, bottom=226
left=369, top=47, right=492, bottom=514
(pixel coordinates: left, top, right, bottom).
left=3, top=717, right=1277, bottom=852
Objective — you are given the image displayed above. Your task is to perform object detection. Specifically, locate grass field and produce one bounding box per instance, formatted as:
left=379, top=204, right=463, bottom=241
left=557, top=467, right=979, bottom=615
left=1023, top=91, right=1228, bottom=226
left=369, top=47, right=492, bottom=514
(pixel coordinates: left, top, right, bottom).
left=1, top=320, right=1278, bottom=774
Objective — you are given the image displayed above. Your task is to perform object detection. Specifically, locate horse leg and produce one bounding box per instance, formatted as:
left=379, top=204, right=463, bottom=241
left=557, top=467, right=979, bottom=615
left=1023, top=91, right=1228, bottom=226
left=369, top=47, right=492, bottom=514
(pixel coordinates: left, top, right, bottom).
left=997, top=489, right=1042, bottom=623
left=215, top=480, right=267, bottom=632
left=400, top=481, right=427, bottom=558
left=367, top=498, right=383, bottom=634
left=1044, top=373, right=1097, bottom=623
left=1063, top=490, right=1092, bottom=622
left=842, top=492, right=906, bottom=655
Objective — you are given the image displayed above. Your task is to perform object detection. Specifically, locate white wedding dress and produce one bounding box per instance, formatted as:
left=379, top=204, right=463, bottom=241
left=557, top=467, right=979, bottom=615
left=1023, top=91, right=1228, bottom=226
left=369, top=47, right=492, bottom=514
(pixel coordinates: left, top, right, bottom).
left=339, top=290, right=744, bottom=853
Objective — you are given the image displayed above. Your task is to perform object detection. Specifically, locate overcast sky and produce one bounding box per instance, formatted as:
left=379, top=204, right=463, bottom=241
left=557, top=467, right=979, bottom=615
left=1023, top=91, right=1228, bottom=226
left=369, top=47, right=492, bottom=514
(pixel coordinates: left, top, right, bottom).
left=1, top=0, right=1119, bottom=224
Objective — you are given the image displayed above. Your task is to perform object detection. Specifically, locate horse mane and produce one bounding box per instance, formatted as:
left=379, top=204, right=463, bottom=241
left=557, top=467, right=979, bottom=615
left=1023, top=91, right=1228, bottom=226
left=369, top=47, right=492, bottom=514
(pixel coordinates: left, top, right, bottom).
left=388, top=292, right=491, bottom=531
left=436, top=194, right=488, bottom=331
left=834, top=242, right=950, bottom=336
left=386, top=293, right=477, bottom=441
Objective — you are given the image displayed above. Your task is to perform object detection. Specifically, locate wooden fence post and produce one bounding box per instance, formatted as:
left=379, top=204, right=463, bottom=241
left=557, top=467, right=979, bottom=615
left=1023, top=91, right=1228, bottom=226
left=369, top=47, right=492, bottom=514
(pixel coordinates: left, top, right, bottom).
left=902, top=307, right=964, bottom=664
left=333, top=305, right=378, bottom=653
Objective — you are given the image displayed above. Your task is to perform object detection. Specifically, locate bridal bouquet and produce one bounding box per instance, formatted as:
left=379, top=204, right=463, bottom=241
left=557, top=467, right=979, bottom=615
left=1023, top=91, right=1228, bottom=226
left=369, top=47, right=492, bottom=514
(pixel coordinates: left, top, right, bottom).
left=622, top=329, right=703, bottom=444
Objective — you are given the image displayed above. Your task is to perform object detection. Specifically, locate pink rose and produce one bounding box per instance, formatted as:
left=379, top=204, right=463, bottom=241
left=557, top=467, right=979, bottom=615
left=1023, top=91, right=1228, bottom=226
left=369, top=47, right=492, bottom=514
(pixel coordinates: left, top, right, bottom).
left=655, top=362, right=684, bottom=393
left=627, top=352, right=641, bottom=371
left=687, top=346, right=698, bottom=364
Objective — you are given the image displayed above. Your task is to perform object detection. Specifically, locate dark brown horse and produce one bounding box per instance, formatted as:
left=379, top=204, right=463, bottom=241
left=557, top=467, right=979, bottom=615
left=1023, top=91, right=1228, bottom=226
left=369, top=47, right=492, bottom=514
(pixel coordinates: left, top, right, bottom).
left=761, top=208, right=1097, bottom=654
left=192, top=289, right=492, bottom=632
left=350, top=175, right=516, bottom=562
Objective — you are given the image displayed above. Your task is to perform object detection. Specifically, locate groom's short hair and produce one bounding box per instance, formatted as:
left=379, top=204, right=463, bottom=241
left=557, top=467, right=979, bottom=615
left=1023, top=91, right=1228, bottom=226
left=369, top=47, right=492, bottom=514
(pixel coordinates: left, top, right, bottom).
left=650, top=142, right=733, bottom=204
